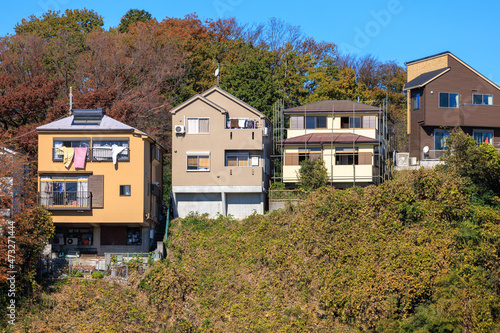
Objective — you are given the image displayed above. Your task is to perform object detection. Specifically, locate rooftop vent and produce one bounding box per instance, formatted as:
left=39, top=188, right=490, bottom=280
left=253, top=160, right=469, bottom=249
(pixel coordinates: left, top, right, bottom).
left=72, top=108, right=104, bottom=125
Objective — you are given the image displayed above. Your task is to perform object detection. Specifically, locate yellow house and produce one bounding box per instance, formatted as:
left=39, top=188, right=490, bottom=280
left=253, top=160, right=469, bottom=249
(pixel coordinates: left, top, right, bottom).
left=37, top=109, right=165, bottom=255
left=281, top=100, right=389, bottom=188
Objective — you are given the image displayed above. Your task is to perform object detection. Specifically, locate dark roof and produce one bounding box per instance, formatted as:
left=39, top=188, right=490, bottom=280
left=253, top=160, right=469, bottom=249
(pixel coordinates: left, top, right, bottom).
left=404, top=51, right=451, bottom=65
left=278, top=133, right=379, bottom=145
left=403, top=67, right=450, bottom=91
left=284, top=100, right=380, bottom=114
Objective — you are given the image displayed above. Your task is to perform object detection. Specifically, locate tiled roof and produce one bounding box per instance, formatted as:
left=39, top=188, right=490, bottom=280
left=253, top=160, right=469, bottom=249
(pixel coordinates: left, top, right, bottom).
left=36, top=115, right=135, bottom=131
left=403, top=67, right=450, bottom=91
left=284, top=100, right=380, bottom=114
left=278, top=133, right=379, bottom=145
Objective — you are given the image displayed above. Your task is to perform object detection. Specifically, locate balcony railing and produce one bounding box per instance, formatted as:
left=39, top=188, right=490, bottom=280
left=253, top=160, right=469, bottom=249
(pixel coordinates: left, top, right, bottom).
left=39, top=191, right=91, bottom=210
left=91, top=147, right=129, bottom=162
left=226, top=118, right=260, bottom=129
left=422, top=150, right=446, bottom=161
left=52, top=147, right=130, bottom=162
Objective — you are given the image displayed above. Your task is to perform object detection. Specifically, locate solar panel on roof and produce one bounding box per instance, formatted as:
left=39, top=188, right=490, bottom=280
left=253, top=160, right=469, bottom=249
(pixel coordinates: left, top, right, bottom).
left=72, top=108, right=104, bottom=125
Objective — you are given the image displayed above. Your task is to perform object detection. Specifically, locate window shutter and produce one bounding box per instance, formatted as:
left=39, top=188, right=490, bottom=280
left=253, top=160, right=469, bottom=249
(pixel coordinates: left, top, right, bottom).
left=88, top=175, right=104, bottom=208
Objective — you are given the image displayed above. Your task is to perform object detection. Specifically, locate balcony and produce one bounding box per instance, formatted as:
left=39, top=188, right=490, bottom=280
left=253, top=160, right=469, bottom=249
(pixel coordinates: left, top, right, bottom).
left=39, top=191, right=91, bottom=210
left=52, top=147, right=130, bottom=162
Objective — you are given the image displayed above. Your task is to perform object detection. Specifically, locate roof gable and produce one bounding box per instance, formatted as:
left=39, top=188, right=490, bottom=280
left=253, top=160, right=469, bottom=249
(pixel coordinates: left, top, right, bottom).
left=202, top=86, right=267, bottom=119
left=169, top=93, right=227, bottom=115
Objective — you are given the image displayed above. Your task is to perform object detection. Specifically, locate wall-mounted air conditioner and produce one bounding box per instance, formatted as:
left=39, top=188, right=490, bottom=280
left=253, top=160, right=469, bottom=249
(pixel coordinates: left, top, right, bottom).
left=175, top=125, right=185, bottom=134
left=65, top=237, right=78, bottom=245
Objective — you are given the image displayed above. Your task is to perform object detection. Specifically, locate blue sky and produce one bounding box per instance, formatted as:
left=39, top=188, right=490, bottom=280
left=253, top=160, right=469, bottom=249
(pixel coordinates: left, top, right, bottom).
left=2, top=0, right=500, bottom=85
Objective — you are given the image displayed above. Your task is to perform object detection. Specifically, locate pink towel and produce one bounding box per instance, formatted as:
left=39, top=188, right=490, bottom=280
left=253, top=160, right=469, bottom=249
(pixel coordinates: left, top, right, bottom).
left=74, top=147, right=87, bottom=169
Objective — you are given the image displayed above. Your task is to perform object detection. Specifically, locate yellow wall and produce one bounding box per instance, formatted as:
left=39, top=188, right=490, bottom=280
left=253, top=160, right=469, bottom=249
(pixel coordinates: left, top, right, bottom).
left=38, top=131, right=154, bottom=224
left=283, top=145, right=374, bottom=184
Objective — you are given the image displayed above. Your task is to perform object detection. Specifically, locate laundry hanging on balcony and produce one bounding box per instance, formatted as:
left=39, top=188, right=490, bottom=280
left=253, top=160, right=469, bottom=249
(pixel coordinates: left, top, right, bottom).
left=57, top=147, right=75, bottom=168
left=74, top=147, right=87, bottom=169
left=112, top=145, right=126, bottom=165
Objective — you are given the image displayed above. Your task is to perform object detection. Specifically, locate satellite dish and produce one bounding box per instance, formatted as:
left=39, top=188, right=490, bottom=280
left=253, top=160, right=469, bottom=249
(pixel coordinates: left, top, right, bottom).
left=214, top=67, right=219, bottom=77
left=423, top=146, right=429, bottom=154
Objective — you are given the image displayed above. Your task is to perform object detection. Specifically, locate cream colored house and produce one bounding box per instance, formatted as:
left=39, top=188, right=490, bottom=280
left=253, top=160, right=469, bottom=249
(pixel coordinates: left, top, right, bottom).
left=281, top=100, right=388, bottom=188
left=37, top=109, right=165, bottom=255
left=170, top=86, right=272, bottom=218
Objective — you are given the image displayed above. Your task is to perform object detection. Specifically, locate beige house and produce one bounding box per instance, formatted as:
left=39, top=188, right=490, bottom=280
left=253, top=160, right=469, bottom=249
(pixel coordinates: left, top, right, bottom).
left=170, top=86, right=272, bottom=218
left=37, top=109, right=165, bottom=255
left=280, top=100, right=389, bottom=188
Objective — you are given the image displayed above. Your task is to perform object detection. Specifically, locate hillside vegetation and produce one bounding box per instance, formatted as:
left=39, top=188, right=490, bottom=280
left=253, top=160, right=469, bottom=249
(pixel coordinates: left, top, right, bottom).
left=10, top=164, right=500, bottom=332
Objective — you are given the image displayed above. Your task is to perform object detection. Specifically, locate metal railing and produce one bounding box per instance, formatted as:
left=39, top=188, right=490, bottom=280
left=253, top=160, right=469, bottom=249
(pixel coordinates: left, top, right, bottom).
left=52, top=147, right=130, bottom=162
left=39, top=191, right=91, bottom=209
left=422, top=150, right=446, bottom=160
left=91, top=147, right=129, bottom=162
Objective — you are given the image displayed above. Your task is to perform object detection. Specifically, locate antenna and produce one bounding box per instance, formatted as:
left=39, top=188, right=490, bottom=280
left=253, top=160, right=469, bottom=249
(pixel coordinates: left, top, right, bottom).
left=69, top=86, right=73, bottom=116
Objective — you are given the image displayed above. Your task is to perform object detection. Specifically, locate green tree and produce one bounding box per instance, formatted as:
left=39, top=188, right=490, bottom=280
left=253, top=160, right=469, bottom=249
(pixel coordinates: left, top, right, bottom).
left=297, top=157, right=328, bottom=189
left=118, top=9, right=152, bottom=33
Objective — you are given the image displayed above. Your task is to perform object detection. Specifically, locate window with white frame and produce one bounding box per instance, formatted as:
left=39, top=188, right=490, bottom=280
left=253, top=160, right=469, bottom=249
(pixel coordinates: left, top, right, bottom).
left=187, top=118, right=210, bottom=134
left=226, top=153, right=249, bottom=167
left=187, top=153, right=210, bottom=171
left=439, top=93, right=459, bottom=108
left=472, top=94, right=493, bottom=105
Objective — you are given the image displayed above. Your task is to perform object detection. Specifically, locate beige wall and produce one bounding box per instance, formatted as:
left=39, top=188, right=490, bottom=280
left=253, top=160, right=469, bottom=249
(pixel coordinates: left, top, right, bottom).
left=38, top=131, right=160, bottom=225
left=172, top=96, right=270, bottom=188
left=407, top=54, right=449, bottom=82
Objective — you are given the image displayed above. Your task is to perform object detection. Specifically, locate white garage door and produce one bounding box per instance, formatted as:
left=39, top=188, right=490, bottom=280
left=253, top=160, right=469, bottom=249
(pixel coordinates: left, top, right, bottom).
left=226, top=193, right=262, bottom=218
left=176, top=193, right=222, bottom=218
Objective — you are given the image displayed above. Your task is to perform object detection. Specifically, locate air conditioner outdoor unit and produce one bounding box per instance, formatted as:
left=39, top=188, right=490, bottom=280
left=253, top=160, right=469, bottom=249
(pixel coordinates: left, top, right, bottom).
left=53, top=235, right=65, bottom=245
left=396, top=153, right=409, bottom=167
left=174, top=125, right=185, bottom=134
left=262, top=127, right=269, bottom=137
left=65, top=237, right=78, bottom=245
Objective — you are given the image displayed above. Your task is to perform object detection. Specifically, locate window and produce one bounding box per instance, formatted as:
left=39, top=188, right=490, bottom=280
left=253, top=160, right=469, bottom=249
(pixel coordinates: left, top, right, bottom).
left=472, top=94, right=493, bottom=105
left=290, top=116, right=304, bottom=129
left=473, top=130, right=493, bottom=145
left=439, top=93, right=459, bottom=108
left=412, top=93, right=420, bottom=109
left=226, top=153, right=249, bottom=167
left=434, top=130, right=450, bottom=150
left=299, top=147, right=322, bottom=163
left=187, top=153, right=210, bottom=171
left=40, top=175, right=89, bottom=208
left=53, top=139, right=90, bottom=161
left=187, top=118, right=210, bottom=134
left=335, top=147, right=359, bottom=165
left=120, top=185, right=131, bottom=196
left=92, top=139, right=129, bottom=161
left=290, top=116, right=326, bottom=129
left=341, top=116, right=375, bottom=129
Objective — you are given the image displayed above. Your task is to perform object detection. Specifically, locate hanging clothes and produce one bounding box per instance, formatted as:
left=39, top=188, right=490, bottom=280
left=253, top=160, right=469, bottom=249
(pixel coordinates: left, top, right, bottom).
left=230, top=119, right=238, bottom=129
left=238, top=118, right=247, bottom=128
left=112, top=145, right=126, bottom=165
left=74, top=147, right=87, bottom=169
left=62, top=147, right=74, bottom=168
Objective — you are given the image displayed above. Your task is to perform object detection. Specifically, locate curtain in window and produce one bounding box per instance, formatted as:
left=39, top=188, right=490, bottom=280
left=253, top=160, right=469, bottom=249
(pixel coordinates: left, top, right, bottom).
left=187, top=118, right=198, bottom=134
left=290, top=116, right=304, bottom=129
left=198, top=156, right=209, bottom=170
left=238, top=156, right=248, bottom=167
left=77, top=180, right=88, bottom=206
left=227, top=156, right=237, bottom=167
left=187, top=156, right=198, bottom=169
left=40, top=179, right=53, bottom=206
left=199, top=119, right=210, bottom=133
left=485, top=95, right=493, bottom=105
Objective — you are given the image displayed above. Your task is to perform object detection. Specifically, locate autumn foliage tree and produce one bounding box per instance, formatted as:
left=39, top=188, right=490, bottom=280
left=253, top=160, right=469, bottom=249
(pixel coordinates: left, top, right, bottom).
left=0, top=148, right=54, bottom=324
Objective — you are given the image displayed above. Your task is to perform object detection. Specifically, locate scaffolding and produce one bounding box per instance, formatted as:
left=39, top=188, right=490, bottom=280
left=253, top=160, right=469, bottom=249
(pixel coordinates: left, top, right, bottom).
left=270, top=99, right=393, bottom=188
